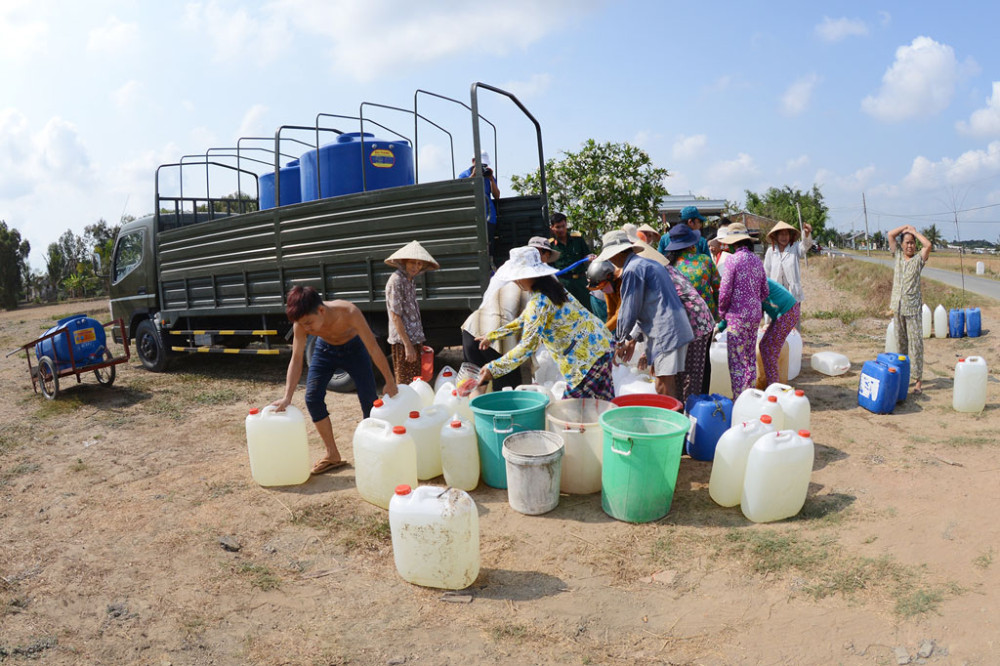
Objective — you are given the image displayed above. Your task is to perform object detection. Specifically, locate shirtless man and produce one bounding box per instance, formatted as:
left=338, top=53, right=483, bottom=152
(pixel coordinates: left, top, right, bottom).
left=271, top=285, right=397, bottom=474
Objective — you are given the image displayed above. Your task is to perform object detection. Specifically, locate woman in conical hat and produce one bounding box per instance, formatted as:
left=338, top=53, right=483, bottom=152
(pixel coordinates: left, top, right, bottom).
left=763, top=220, right=812, bottom=302
left=384, top=241, right=439, bottom=384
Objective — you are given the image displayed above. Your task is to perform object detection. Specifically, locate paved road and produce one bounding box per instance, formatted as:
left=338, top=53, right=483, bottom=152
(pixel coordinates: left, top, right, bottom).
left=826, top=251, right=1000, bottom=302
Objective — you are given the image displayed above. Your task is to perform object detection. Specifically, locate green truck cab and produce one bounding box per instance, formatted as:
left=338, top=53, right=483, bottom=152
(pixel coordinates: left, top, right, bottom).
left=109, top=83, right=548, bottom=388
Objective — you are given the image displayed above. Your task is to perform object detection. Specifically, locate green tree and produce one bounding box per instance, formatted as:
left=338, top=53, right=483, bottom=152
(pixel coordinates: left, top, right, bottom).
left=0, top=221, right=31, bottom=310
left=871, top=230, right=886, bottom=250
left=45, top=244, right=66, bottom=294
left=743, top=185, right=829, bottom=243
left=85, top=218, right=122, bottom=294
left=920, top=224, right=943, bottom=248
left=510, top=139, right=669, bottom=240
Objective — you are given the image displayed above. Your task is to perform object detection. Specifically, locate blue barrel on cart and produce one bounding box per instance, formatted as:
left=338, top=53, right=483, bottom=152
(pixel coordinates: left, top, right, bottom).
left=34, top=315, right=107, bottom=371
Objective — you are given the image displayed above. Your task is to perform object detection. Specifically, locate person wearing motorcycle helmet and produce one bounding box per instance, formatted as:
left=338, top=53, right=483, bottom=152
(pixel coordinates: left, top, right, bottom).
left=586, top=259, right=622, bottom=333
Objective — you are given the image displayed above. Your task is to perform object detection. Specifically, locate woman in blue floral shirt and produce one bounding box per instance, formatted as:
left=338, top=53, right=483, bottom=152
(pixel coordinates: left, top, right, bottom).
left=477, top=247, right=614, bottom=400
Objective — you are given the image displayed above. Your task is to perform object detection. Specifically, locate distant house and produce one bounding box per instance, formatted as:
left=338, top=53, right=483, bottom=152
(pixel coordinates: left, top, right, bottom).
left=656, top=195, right=727, bottom=229
left=728, top=211, right=782, bottom=240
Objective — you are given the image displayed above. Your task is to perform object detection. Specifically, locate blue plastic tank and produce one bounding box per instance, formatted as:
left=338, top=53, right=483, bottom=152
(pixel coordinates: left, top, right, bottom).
left=858, top=360, right=900, bottom=414
left=684, top=393, right=733, bottom=461
left=966, top=307, right=982, bottom=337
left=259, top=159, right=301, bottom=210
left=35, top=315, right=107, bottom=371
left=876, top=353, right=910, bottom=402
left=299, top=133, right=414, bottom=202
left=949, top=308, right=965, bottom=338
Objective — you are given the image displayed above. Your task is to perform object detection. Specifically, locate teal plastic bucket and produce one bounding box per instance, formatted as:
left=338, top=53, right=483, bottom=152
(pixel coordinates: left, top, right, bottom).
left=599, top=406, right=689, bottom=523
left=469, top=391, right=550, bottom=488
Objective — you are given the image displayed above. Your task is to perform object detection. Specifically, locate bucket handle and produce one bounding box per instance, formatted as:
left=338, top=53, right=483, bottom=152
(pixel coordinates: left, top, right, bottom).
left=493, top=414, right=514, bottom=434
left=610, top=435, right=634, bottom=457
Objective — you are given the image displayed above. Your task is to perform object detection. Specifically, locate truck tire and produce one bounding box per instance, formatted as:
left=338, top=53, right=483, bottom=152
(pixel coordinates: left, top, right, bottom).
left=304, top=335, right=356, bottom=393
left=136, top=319, right=170, bottom=372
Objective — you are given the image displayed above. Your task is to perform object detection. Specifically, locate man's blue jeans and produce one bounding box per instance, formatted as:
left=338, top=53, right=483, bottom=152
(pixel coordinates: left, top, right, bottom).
left=305, top=336, right=378, bottom=422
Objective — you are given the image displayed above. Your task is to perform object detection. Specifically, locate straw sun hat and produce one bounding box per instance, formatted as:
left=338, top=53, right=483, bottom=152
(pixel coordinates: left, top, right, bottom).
left=766, top=220, right=800, bottom=244
left=385, top=240, right=440, bottom=271
left=594, top=229, right=647, bottom=263
left=717, top=223, right=752, bottom=244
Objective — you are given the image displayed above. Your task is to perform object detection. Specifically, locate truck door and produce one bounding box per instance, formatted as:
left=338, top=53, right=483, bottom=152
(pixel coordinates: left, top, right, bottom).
left=109, top=222, right=157, bottom=327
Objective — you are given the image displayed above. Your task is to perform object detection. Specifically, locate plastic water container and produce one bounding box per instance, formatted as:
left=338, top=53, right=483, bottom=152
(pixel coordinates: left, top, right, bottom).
left=876, top=353, right=910, bottom=402
left=469, top=391, right=550, bottom=489
left=370, top=384, right=422, bottom=426
left=934, top=304, right=948, bottom=338
left=966, top=308, right=982, bottom=338
left=857, top=361, right=900, bottom=415
left=709, top=415, right=776, bottom=507
left=34, top=315, right=108, bottom=371
left=420, top=346, right=435, bottom=382
left=617, top=373, right=657, bottom=396
left=949, top=309, right=965, bottom=338
left=953, top=356, right=988, bottom=413
left=786, top=328, right=803, bottom=380
left=731, top=389, right=785, bottom=431
left=389, top=485, right=479, bottom=589
left=764, top=384, right=811, bottom=432
left=684, top=393, right=734, bottom=461
left=811, top=351, right=850, bottom=376
left=408, top=377, right=435, bottom=408
left=433, top=387, right=473, bottom=423
left=976, top=260, right=986, bottom=275
left=502, top=431, right=564, bottom=515
left=885, top=320, right=898, bottom=354
left=755, top=328, right=789, bottom=387
left=439, top=419, right=480, bottom=491
left=352, top=420, right=418, bottom=509
left=514, top=384, right=549, bottom=394
left=741, top=430, right=815, bottom=523
left=921, top=304, right=932, bottom=339
left=708, top=340, right=732, bottom=398
left=244, top=405, right=311, bottom=486
left=404, top=407, right=449, bottom=480
left=434, top=366, right=457, bottom=393
left=550, top=381, right=569, bottom=401
left=546, top=398, right=615, bottom=494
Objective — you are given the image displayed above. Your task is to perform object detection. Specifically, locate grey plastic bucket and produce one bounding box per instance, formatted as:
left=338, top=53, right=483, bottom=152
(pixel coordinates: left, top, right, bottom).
left=501, top=431, right=564, bottom=515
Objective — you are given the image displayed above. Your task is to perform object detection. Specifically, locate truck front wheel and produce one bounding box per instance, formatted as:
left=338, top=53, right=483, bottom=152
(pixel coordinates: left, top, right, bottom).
left=304, top=335, right=357, bottom=393
left=136, top=319, right=170, bottom=372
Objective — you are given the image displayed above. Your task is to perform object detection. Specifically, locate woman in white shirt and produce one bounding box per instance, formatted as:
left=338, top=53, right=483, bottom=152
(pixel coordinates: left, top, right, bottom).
left=763, top=220, right=812, bottom=302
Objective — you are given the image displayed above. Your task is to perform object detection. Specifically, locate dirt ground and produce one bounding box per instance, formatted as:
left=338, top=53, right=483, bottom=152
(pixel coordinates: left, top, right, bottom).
left=1, top=260, right=998, bottom=666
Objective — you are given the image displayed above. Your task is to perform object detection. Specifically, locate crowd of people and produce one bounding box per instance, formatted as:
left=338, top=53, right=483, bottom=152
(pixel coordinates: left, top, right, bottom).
left=270, top=205, right=930, bottom=475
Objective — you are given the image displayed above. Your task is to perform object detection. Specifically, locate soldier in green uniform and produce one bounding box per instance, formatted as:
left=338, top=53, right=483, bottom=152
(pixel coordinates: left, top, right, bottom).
left=549, top=212, right=595, bottom=312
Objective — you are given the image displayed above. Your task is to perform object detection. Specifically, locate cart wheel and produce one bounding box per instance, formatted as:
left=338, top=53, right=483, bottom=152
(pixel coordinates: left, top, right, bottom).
left=39, top=356, right=59, bottom=400
left=94, top=349, right=116, bottom=386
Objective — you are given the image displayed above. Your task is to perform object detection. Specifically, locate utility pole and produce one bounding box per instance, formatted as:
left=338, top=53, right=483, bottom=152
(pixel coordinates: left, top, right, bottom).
left=954, top=210, right=966, bottom=296
left=795, top=201, right=807, bottom=266
left=862, top=193, right=871, bottom=257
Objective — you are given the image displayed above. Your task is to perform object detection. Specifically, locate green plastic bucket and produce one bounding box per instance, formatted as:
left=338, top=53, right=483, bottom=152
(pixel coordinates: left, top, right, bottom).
left=599, top=406, right=689, bottom=523
left=469, top=391, right=550, bottom=488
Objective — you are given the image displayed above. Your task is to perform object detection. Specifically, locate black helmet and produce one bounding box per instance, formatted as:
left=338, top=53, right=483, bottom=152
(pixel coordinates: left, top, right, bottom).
left=586, top=260, right=615, bottom=289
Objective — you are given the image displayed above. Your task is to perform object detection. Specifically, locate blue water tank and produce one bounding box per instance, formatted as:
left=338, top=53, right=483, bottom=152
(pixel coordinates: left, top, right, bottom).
left=949, top=308, right=965, bottom=338
left=259, top=159, right=301, bottom=210
left=35, top=315, right=107, bottom=371
left=299, top=132, right=414, bottom=202
left=858, top=360, right=900, bottom=414
left=684, top=393, right=733, bottom=461
left=966, top=307, right=982, bottom=337
left=876, top=352, right=910, bottom=403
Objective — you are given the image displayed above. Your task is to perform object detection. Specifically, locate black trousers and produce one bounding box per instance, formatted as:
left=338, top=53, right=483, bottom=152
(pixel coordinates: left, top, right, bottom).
left=462, top=330, right=522, bottom=392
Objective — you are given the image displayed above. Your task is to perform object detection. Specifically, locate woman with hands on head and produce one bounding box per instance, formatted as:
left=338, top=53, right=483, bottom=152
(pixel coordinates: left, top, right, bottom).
left=888, top=224, right=932, bottom=394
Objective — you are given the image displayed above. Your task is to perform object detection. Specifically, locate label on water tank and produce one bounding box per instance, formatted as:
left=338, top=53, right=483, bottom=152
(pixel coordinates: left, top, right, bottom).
left=858, top=373, right=880, bottom=400
left=74, top=328, right=96, bottom=344
left=370, top=148, right=395, bottom=168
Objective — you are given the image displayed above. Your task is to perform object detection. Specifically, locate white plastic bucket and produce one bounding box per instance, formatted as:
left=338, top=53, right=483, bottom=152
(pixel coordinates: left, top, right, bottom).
left=502, top=431, right=564, bottom=515
left=545, top=398, right=615, bottom=494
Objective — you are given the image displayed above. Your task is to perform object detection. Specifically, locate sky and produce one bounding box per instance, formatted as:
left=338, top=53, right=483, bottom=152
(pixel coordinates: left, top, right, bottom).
left=4, top=0, right=1000, bottom=270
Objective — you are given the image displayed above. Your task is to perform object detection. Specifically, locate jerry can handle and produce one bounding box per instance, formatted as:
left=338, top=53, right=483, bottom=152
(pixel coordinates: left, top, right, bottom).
left=610, top=435, right=633, bottom=457
left=493, top=414, right=514, bottom=434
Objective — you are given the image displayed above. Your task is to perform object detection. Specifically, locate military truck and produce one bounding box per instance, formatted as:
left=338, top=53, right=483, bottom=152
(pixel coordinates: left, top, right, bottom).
left=108, top=83, right=548, bottom=391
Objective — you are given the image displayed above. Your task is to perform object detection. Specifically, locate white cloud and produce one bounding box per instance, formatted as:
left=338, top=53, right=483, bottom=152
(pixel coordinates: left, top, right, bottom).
left=632, top=130, right=663, bottom=149
left=237, top=104, right=269, bottom=140
left=501, top=73, right=552, bottom=100
left=956, top=82, right=1000, bottom=137
left=36, top=118, right=94, bottom=183
left=112, top=80, right=143, bottom=110
left=703, top=153, right=761, bottom=200
left=815, top=16, right=868, bottom=43
left=87, top=16, right=139, bottom=54
left=182, top=1, right=291, bottom=64
left=878, top=11, right=891, bottom=26
left=672, top=134, right=707, bottom=161
left=902, top=141, right=1000, bottom=190
left=785, top=155, right=810, bottom=171
left=781, top=73, right=820, bottom=116
left=0, top=109, right=35, bottom=198
left=861, top=36, right=975, bottom=122
left=0, top=1, right=48, bottom=61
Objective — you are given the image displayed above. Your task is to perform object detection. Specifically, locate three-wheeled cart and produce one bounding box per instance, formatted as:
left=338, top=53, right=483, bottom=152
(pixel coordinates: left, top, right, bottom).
left=5, top=317, right=131, bottom=400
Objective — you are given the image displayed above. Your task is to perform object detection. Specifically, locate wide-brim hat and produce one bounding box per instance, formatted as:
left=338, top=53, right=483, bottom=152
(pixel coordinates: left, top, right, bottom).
left=494, top=246, right=559, bottom=283
left=717, top=223, right=752, bottom=244
left=664, top=223, right=701, bottom=252
left=635, top=240, right=669, bottom=267
left=767, top=220, right=800, bottom=244
left=385, top=240, right=440, bottom=271
left=527, top=236, right=561, bottom=263
left=680, top=205, right=705, bottom=223
left=637, top=223, right=660, bottom=237
left=594, top=229, right=646, bottom=263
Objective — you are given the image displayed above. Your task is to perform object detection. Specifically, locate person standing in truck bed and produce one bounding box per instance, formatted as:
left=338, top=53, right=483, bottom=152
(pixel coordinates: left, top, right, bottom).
left=272, top=286, right=398, bottom=475
left=384, top=240, right=439, bottom=384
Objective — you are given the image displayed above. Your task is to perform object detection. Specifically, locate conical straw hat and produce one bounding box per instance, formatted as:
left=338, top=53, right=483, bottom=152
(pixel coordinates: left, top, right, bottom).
left=766, top=220, right=800, bottom=244
left=385, top=240, right=439, bottom=270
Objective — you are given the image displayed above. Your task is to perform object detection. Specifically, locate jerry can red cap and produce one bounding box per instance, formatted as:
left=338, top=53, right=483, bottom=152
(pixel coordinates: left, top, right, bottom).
left=395, top=484, right=412, bottom=495
left=373, top=399, right=384, bottom=407
left=452, top=390, right=458, bottom=396
left=798, top=429, right=811, bottom=438
left=767, top=395, right=777, bottom=402
left=443, top=369, right=453, bottom=376
left=760, top=415, right=772, bottom=424
left=408, top=411, right=420, bottom=419
left=412, top=376, right=422, bottom=382
left=794, top=389, right=805, bottom=397
left=392, top=425, right=407, bottom=435
left=249, top=407, right=260, bottom=415
left=959, top=358, right=966, bottom=362
left=450, top=420, right=462, bottom=428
